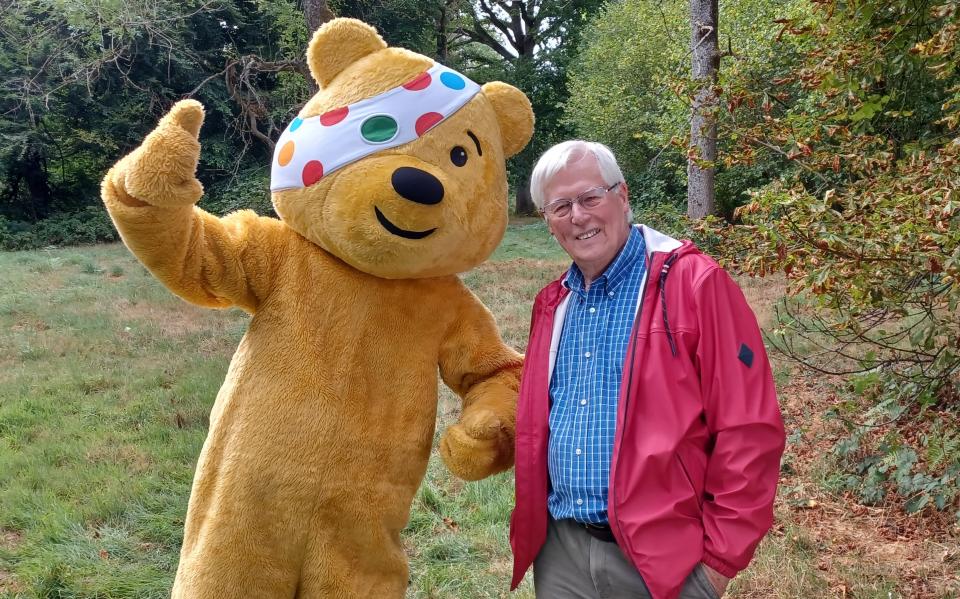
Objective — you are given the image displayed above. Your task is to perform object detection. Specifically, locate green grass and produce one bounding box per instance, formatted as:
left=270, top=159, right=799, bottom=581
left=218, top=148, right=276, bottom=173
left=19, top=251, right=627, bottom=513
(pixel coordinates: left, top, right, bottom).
left=0, top=228, right=952, bottom=598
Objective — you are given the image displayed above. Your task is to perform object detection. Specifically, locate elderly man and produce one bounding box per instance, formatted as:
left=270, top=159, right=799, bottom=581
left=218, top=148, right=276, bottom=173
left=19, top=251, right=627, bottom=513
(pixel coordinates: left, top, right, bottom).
left=509, top=141, right=785, bottom=599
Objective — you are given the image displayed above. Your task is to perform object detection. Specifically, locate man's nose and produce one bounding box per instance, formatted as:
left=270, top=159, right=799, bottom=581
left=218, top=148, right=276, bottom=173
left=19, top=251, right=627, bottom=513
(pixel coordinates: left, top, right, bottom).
left=569, top=201, right=590, bottom=224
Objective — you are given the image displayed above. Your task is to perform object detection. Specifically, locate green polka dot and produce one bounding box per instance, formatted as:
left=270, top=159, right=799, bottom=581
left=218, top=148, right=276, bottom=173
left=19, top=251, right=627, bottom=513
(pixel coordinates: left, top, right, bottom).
left=361, top=115, right=399, bottom=143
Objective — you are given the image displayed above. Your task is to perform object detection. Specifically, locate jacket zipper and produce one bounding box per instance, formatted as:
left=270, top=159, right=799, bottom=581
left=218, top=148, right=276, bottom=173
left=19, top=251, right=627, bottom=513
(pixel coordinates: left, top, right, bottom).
left=611, top=250, right=657, bottom=548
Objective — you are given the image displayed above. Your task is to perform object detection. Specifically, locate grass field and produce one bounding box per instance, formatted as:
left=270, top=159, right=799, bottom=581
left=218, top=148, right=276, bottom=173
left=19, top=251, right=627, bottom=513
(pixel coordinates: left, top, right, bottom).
left=1, top=221, right=957, bottom=598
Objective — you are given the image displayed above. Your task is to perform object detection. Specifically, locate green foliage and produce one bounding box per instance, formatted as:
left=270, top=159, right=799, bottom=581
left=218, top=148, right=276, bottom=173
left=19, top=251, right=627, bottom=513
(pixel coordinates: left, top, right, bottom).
left=330, top=0, right=445, bottom=56
left=563, top=0, right=687, bottom=204
left=445, top=1, right=607, bottom=214
left=0, top=0, right=309, bottom=236
left=710, top=0, right=960, bottom=516
left=0, top=206, right=118, bottom=250
left=199, top=166, right=275, bottom=217
left=565, top=0, right=806, bottom=216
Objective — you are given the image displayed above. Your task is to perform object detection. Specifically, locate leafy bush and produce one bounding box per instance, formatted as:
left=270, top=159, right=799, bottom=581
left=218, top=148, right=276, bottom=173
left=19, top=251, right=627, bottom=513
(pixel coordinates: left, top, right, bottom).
left=633, top=202, right=727, bottom=259
left=0, top=167, right=282, bottom=252
left=199, top=166, right=275, bottom=217
left=710, top=0, right=960, bottom=517
left=0, top=206, right=119, bottom=250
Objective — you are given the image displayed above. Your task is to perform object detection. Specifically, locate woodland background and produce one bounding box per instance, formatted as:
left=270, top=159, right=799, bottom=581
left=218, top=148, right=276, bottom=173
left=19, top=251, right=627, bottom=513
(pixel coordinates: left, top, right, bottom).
left=0, top=0, right=958, bottom=596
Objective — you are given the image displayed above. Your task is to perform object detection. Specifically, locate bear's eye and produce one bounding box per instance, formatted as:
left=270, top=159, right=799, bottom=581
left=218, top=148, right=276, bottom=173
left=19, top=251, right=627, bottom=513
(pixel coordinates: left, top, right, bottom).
left=450, top=146, right=468, bottom=167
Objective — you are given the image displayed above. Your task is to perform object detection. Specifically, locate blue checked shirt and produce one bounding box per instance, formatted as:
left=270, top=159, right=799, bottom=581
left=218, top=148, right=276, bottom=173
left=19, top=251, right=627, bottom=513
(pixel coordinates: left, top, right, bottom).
left=547, top=226, right=647, bottom=524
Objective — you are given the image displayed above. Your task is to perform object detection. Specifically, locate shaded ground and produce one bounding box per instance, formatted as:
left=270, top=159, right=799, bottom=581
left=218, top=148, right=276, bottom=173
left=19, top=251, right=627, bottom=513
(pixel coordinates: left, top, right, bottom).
left=739, top=278, right=960, bottom=599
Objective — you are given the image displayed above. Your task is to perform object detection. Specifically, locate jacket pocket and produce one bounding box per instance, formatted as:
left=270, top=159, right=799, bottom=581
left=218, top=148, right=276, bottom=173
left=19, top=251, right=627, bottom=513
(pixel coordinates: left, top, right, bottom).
left=675, top=450, right=704, bottom=512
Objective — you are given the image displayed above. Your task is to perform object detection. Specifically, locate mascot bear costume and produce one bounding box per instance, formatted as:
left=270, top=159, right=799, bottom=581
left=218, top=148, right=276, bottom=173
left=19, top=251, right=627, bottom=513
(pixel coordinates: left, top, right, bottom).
left=101, top=17, right=534, bottom=599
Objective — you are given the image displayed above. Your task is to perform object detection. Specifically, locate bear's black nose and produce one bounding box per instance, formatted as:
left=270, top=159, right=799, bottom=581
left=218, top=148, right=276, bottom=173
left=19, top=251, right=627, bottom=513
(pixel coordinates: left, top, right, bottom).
left=391, top=167, right=444, bottom=205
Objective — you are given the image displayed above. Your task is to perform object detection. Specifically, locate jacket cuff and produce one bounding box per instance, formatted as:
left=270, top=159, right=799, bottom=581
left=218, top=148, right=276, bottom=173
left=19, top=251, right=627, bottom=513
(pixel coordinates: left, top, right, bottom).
left=702, top=551, right=740, bottom=579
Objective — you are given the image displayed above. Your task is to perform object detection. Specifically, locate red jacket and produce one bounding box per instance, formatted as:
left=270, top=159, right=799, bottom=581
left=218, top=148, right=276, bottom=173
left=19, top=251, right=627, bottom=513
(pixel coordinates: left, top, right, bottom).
left=510, top=226, right=785, bottom=599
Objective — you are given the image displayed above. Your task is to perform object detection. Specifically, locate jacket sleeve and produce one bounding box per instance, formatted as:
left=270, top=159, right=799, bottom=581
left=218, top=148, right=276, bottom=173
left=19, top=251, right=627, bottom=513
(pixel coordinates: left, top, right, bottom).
left=694, top=267, right=785, bottom=578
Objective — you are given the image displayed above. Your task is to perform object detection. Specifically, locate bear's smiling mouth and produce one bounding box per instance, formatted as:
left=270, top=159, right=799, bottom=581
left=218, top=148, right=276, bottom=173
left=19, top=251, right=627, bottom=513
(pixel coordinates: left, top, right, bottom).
left=374, top=207, right=437, bottom=240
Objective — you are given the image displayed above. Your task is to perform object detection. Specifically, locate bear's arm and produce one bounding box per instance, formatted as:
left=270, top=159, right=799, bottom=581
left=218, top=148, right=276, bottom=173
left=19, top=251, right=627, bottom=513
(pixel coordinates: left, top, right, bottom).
left=100, top=99, right=284, bottom=313
left=437, top=283, right=523, bottom=479
left=102, top=192, right=284, bottom=313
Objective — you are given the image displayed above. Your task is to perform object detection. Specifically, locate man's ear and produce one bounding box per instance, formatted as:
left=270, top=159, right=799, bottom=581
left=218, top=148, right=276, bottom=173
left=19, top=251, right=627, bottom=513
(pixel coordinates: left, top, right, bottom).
left=307, top=18, right=387, bottom=88
left=617, top=181, right=631, bottom=220
left=617, top=181, right=630, bottom=204
left=481, top=82, right=534, bottom=158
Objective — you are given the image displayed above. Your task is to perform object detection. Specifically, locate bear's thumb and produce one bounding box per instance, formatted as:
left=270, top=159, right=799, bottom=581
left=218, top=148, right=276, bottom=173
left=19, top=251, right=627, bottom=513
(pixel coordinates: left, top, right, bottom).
left=160, top=99, right=205, bottom=139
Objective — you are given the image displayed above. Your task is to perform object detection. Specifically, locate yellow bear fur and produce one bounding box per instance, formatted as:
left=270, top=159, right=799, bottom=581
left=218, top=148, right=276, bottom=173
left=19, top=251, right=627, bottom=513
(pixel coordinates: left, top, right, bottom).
left=100, top=18, right=534, bottom=599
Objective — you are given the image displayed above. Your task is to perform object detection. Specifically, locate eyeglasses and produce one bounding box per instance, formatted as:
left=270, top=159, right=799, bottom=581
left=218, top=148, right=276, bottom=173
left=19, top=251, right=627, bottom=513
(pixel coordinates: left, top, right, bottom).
left=540, top=182, right=621, bottom=220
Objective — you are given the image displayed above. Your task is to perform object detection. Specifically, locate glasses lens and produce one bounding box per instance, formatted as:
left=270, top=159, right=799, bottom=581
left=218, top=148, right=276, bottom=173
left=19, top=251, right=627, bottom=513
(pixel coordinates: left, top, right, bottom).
left=546, top=200, right=572, bottom=218
left=578, top=188, right=606, bottom=209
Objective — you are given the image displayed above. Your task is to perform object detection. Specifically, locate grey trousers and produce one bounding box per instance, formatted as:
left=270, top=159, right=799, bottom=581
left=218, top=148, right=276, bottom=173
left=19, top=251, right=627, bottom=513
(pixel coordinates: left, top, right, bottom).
left=533, top=518, right=720, bottom=599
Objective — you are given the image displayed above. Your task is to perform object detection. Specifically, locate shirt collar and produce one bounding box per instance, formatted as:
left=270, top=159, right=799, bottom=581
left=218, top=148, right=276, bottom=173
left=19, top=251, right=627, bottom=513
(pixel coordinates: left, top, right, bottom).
left=562, top=226, right=645, bottom=294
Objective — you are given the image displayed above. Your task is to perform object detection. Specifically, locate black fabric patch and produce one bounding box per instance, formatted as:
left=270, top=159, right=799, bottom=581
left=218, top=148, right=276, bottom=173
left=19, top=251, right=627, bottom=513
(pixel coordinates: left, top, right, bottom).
left=738, top=343, right=754, bottom=368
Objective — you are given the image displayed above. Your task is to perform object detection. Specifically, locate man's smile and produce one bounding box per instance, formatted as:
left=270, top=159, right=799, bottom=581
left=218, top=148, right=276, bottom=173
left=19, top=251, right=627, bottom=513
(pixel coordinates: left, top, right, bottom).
left=374, top=207, right=437, bottom=240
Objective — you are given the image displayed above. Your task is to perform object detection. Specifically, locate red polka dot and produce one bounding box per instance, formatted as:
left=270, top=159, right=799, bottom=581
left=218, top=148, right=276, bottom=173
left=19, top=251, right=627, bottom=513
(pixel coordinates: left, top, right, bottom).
left=320, top=106, right=349, bottom=126
left=302, top=161, right=324, bottom=186
left=403, top=72, right=432, bottom=91
left=415, top=112, right=444, bottom=136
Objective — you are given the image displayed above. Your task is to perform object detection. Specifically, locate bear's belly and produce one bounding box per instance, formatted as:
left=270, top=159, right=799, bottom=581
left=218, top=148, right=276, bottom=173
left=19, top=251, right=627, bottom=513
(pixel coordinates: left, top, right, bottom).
left=179, top=297, right=446, bottom=558
left=204, top=323, right=437, bottom=497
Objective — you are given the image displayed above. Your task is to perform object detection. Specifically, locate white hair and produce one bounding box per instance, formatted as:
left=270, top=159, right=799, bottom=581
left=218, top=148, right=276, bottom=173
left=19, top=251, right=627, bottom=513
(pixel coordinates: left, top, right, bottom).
left=529, top=140, right=626, bottom=211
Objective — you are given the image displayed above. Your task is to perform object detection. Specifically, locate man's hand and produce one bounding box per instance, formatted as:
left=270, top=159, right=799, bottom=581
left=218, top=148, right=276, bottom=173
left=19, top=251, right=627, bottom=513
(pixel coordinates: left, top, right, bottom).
left=701, top=563, right=731, bottom=597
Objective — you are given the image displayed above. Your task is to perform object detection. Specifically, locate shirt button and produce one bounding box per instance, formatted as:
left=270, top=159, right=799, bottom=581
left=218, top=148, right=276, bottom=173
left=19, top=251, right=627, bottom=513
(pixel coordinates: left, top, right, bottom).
left=584, top=351, right=591, bottom=358
left=589, top=307, right=596, bottom=313
left=576, top=498, right=584, bottom=505
left=608, top=291, right=614, bottom=297
left=575, top=448, right=582, bottom=455
left=580, top=399, right=587, bottom=406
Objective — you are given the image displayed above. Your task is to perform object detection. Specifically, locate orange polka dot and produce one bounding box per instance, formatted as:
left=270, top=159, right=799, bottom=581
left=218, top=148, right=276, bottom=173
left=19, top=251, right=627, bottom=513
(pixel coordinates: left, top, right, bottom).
left=278, top=141, right=295, bottom=166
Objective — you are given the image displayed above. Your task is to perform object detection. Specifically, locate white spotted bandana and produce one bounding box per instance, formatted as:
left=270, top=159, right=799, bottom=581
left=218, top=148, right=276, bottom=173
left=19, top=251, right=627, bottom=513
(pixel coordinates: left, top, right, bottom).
left=270, top=63, right=481, bottom=192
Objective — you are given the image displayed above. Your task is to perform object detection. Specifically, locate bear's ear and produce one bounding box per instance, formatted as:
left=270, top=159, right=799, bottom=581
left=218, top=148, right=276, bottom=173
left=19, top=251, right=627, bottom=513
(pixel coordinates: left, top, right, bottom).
left=482, top=82, right=535, bottom=158
left=307, top=18, right=387, bottom=88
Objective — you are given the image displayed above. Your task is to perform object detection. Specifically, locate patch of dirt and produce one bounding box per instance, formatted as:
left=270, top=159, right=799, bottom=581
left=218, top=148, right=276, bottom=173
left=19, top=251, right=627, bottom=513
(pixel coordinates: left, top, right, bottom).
left=0, top=569, right=24, bottom=595
left=106, top=297, right=220, bottom=339
left=84, top=444, right=152, bottom=474
left=0, top=529, right=23, bottom=550
left=737, top=273, right=788, bottom=329
left=0, top=531, right=25, bottom=593
left=8, top=318, right=50, bottom=333
left=776, top=363, right=960, bottom=597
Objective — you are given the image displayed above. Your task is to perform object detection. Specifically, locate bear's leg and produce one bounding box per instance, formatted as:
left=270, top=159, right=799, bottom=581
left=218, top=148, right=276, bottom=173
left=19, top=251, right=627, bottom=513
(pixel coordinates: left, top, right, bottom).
left=293, top=519, right=408, bottom=599
left=170, top=489, right=307, bottom=599
left=170, top=526, right=302, bottom=599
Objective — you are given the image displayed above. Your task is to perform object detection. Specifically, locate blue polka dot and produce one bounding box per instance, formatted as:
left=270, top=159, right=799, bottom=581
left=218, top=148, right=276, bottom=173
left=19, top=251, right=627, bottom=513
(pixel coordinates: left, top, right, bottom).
left=440, top=72, right=466, bottom=90
left=289, top=117, right=304, bottom=132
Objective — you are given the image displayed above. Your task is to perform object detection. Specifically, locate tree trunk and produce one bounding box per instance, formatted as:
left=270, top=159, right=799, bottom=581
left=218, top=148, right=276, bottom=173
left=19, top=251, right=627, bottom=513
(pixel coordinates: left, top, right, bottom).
left=437, top=2, right=449, bottom=61
left=11, top=144, right=53, bottom=222
left=303, top=0, right=335, bottom=94
left=515, top=179, right=536, bottom=216
left=687, top=0, right=719, bottom=219
left=304, top=0, right=335, bottom=35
